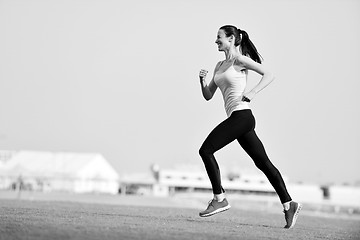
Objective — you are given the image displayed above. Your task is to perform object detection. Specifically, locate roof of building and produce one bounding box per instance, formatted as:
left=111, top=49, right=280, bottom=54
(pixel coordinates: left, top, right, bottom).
left=0, top=150, right=119, bottom=180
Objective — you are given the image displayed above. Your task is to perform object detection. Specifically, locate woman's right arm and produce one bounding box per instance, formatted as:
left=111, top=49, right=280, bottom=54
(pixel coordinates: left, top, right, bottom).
left=199, top=62, right=219, bottom=101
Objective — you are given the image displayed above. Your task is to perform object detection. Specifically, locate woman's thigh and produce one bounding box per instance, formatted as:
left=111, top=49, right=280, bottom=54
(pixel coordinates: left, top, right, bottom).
left=202, top=110, right=255, bottom=153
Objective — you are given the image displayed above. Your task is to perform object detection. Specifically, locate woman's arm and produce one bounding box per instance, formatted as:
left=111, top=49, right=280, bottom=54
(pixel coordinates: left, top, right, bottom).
left=199, top=62, right=220, bottom=101
left=236, top=55, right=275, bottom=101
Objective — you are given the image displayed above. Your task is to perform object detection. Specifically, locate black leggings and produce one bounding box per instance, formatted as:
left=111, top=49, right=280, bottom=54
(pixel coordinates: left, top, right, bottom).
left=199, top=109, right=292, bottom=204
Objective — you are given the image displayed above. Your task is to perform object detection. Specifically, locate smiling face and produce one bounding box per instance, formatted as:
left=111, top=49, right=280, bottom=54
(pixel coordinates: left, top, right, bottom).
left=215, top=29, right=231, bottom=51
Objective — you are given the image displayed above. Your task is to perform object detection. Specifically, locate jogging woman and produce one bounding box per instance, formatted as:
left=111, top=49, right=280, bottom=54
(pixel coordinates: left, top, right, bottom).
left=198, top=25, right=301, bottom=229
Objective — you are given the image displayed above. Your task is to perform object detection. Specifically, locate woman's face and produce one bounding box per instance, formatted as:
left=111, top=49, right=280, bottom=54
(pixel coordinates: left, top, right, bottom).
left=215, top=29, right=230, bottom=51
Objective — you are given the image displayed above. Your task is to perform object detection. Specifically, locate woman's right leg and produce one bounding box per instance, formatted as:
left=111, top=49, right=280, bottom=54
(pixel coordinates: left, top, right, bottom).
left=198, top=110, right=254, bottom=217
left=199, top=110, right=254, bottom=194
left=199, top=121, right=233, bottom=195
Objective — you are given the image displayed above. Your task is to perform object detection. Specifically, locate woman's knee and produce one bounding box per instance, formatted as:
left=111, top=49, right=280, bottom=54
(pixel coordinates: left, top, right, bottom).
left=198, top=147, right=207, bottom=159
left=199, top=144, right=213, bottom=160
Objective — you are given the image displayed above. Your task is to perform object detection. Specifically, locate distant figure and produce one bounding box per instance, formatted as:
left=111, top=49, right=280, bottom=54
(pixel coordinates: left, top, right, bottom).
left=151, top=163, right=160, bottom=183
left=198, top=25, right=301, bottom=228
left=17, top=175, right=24, bottom=199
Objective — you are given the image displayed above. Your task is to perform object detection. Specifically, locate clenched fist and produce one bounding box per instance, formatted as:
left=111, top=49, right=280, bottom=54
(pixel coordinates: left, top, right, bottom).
left=199, top=69, right=208, bottom=81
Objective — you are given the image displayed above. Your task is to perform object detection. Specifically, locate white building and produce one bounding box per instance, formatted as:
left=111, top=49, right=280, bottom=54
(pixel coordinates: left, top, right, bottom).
left=328, top=185, right=360, bottom=207
left=0, top=150, right=120, bottom=194
left=158, top=168, right=277, bottom=193
left=132, top=165, right=282, bottom=197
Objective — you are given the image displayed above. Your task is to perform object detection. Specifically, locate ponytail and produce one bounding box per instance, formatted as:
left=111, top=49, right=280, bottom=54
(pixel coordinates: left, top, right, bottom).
left=220, top=25, right=263, bottom=64
left=238, top=29, right=262, bottom=64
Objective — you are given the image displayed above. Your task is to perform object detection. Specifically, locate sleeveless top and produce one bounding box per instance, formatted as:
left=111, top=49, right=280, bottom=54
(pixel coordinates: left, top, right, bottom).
left=214, top=59, right=250, bottom=117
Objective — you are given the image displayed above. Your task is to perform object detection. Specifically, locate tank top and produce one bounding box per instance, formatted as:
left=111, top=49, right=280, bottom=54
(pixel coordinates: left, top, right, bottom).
left=214, top=59, right=250, bottom=117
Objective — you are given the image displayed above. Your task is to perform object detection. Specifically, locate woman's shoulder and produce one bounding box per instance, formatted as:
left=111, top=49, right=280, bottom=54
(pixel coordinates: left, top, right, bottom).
left=235, top=54, right=250, bottom=63
left=235, top=54, right=259, bottom=68
left=234, top=55, right=248, bottom=67
left=214, top=60, right=224, bottom=70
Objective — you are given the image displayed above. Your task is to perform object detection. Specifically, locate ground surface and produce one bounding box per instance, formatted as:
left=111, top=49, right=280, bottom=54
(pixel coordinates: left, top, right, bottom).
left=1, top=195, right=360, bottom=240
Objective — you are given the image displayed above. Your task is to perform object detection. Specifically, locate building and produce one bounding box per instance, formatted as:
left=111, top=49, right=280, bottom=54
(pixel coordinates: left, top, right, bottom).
left=158, top=168, right=277, bottom=194
left=120, top=165, right=283, bottom=197
left=0, top=150, right=119, bottom=194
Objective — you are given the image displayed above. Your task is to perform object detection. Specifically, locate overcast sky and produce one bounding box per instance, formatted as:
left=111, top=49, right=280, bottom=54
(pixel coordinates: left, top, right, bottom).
left=1, top=0, right=359, bottom=185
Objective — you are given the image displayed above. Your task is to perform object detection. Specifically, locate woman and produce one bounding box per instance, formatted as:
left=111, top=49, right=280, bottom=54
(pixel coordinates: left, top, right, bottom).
left=198, top=25, right=301, bottom=229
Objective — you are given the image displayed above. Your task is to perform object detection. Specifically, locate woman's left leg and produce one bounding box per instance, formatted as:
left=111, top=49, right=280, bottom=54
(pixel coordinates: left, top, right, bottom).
left=237, top=130, right=292, bottom=204
left=237, top=116, right=301, bottom=228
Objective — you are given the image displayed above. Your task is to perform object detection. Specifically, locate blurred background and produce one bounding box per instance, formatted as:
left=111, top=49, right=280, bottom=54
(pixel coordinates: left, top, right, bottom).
left=0, top=0, right=359, bottom=215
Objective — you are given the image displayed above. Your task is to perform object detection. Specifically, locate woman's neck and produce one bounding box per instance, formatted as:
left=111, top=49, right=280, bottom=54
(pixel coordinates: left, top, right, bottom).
left=224, top=47, right=242, bottom=60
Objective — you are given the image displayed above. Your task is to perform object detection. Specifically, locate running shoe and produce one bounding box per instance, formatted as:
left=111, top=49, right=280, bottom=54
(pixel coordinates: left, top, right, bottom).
left=284, top=201, right=302, bottom=229
left=199, top=198, right=231, bottom=217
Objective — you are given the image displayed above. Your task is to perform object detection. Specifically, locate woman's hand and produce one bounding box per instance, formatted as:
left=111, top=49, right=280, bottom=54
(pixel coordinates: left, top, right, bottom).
left=242, top=90, right=256, bottom=102
left=199, top=68, right=217, bottom=101
left=199, top=69, right=208, bottom=81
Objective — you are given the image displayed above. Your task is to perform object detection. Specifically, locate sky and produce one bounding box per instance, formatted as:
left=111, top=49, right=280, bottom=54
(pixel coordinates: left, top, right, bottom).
left=0, top=0, right=359, bottom=185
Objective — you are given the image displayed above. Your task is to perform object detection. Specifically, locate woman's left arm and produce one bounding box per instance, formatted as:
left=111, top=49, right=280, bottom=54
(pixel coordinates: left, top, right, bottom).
left=237, top=55, right=275, bottom=101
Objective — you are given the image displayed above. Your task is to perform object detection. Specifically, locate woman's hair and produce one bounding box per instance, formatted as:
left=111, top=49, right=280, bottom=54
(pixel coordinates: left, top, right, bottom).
left=220, top=25, right=262, bottom=64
